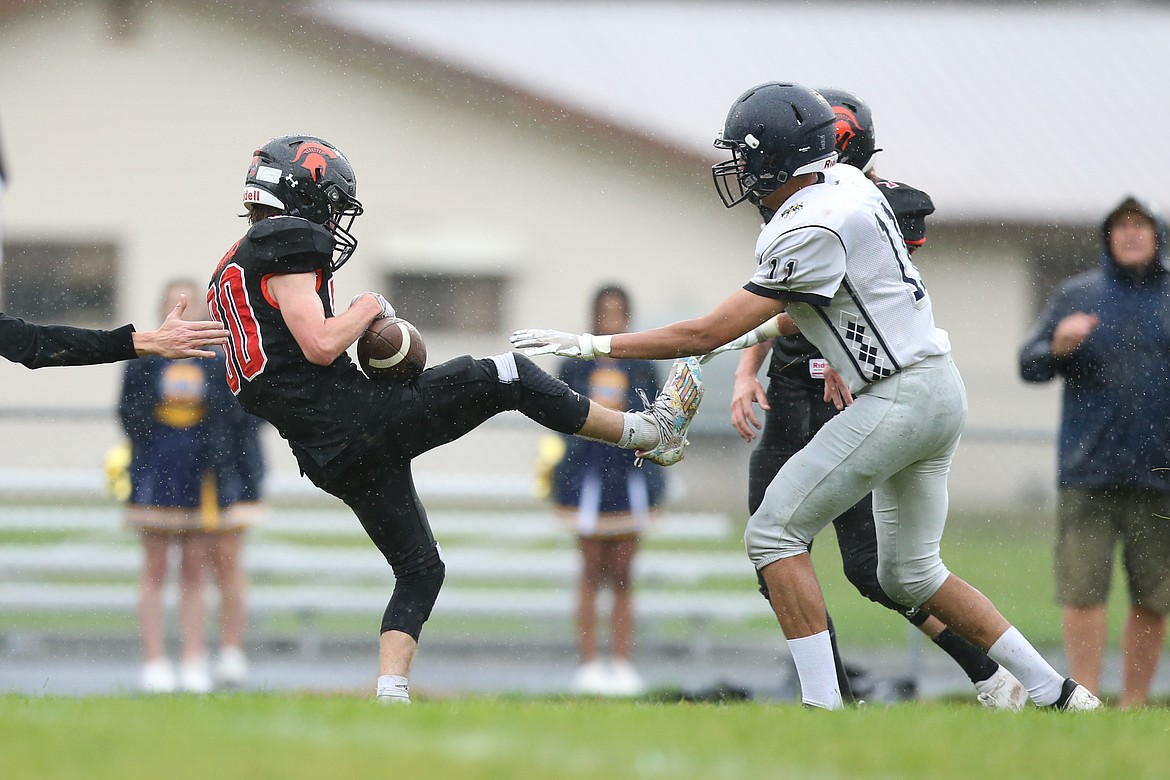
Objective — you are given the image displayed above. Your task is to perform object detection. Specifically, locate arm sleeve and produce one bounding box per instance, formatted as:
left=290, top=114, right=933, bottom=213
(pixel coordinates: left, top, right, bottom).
left=1018, top=285, right=1073, bottom=383
left=744, top=226, right=845, bottom=306
left=0, top=313, right=137, bottom=368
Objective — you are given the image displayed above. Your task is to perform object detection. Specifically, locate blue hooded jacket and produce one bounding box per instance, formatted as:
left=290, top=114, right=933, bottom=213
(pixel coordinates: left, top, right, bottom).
left=1019, top=196, right=1170, bottom=492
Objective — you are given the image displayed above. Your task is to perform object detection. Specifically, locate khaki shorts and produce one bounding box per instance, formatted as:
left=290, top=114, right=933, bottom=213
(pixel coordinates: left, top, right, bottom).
left=1055, top=488, right=1170, bottom=613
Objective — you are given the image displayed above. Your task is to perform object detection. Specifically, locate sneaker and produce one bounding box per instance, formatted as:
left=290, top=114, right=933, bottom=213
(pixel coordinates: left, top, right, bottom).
left=1047, top=677, right=1101, bottom=711
left=634, top=357, right=704, bottom=467
left=214, top=646, right=248, bottom=688
left=606, top=660, right=646, bottom=697
left=975, top=666, right=1027, bottom=711
left=571, top=659, right=611, bottom=695
left=178, top=659, right=213, bottom=694
left=140, top=658, right=176, bottom=694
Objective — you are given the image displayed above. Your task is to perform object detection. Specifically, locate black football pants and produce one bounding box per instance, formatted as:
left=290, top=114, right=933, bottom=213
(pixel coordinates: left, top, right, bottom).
left=317, top=354, right=590, bottom=640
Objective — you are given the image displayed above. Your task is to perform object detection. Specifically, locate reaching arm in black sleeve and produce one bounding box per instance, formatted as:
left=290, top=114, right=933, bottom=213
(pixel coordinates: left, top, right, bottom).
left=0, top=312, right=137, bottom=369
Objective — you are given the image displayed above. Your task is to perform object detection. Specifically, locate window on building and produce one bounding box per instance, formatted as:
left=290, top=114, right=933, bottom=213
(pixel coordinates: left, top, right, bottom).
left=386, top=271, right=506, bottom=332
left=1, top=240, right=119, bottom=326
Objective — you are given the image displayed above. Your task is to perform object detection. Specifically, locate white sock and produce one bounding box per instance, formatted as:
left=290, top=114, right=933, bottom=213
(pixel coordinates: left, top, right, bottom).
left=787, top=631, right=842, bottom=710
left=376, top=674, right=411, bottom=702
left=986, top=626, right=1065, bottom=706
left=616, top=411, right=658, bottom=450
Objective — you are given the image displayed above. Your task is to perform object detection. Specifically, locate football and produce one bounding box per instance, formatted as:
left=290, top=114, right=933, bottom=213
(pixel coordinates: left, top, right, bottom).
left=357, top=317, right=427, bottom=382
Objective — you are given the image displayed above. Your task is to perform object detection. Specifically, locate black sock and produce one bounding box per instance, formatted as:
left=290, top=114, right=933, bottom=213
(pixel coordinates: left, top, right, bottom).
left=931, top=627, right=1000, bottom=684
left=826, top=613, right=856, bottom=703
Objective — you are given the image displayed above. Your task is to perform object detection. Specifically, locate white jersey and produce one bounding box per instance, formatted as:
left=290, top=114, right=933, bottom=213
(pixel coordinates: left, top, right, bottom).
left=745, top=164, right=950, bottom=393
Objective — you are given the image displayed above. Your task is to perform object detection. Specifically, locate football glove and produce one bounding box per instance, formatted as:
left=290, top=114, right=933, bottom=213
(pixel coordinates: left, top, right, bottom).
left=352, top=292, right=396, bottom=320
left=509, top=329, right=612, bottom=359
left=699, top=317, right=784, bottom=364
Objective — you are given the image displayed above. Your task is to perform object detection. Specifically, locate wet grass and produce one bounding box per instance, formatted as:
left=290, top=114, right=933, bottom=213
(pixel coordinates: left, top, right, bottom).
left=1, top=692, right=1167, bottom=780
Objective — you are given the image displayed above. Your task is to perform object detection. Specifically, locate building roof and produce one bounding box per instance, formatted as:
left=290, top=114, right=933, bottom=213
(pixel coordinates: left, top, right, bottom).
left=309, top=0, right=1170, bottom=223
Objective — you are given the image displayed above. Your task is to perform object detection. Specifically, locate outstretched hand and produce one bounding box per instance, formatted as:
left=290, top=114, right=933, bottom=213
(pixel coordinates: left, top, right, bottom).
left=135, top=294, right=229, bottom=359
left=510, top=329, right=603, bottom=359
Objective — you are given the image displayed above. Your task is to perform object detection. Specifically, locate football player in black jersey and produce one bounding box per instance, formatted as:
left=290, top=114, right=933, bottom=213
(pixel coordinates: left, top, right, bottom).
left=207, top=135, right=703, bottom=703
left=711, top=89, right=1027, bottom=709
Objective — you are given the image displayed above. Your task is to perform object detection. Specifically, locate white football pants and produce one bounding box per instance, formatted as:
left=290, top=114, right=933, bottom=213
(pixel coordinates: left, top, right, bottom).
left=744, top=353, right=968, bottom=608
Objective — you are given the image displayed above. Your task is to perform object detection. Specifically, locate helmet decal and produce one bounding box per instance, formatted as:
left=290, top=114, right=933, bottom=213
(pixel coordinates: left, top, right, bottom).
left=832, top=106, right=862, bottom=153
left=292, top=142, right=338, bottom=182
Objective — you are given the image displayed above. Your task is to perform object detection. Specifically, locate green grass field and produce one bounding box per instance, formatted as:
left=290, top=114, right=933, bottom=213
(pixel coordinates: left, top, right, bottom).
left=3, top=693, right=1168, bottom=780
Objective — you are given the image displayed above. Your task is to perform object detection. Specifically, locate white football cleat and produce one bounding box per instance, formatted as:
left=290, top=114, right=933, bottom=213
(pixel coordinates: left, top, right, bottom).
left=975, top=666, right=1027, bottom=711
left=1048, top=678, right=1101, bottom=711
left=634, top=357, right=704, bottom=467
left=178, top=659, right=213, bottom=694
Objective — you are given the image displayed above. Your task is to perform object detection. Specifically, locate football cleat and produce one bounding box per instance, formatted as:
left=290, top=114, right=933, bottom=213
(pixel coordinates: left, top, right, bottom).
left=975, top=666, right=1027, bottom=711
left=634, top=357, right=704, bottom=467
left=1046, top=677, right=1101, bottom=711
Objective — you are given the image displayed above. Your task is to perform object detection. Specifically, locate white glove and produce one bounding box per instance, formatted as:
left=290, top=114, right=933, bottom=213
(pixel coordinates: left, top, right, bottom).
left=699, top=316, right=784, bottom=364
left=352, top=292, right=396, bottom=320
left=509, top=329, right=612, bottom=359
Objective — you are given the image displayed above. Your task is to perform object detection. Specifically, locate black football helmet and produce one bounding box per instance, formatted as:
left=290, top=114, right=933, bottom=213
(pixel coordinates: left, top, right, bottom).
left=243, top=134, right=363, bottom=270
left=816, top=87, right=880, bottom=171
left=712, top=82, right=838, bottom=209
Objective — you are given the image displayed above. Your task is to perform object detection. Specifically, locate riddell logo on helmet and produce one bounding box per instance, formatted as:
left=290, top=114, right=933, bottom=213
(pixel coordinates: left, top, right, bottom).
left=293, top=143, right=338, bottom=182
left=833, top=107, right=862, bottom=151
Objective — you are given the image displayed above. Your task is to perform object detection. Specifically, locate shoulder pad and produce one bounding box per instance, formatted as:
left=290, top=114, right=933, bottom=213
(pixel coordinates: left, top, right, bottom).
left=246, top=217, right=334, bottom=272
left=874, top=180, right=935, bottom=219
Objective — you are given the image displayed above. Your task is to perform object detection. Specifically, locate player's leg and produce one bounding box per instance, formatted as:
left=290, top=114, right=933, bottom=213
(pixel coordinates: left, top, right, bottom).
left=320, top=453, right=446, bottom=704
left=395, top=352, right=701, bottom=465
left=830, top=490, right=1020, bottom=707
left=1119, top=489, right=1170, bottom=707
left=882, top=357, right=1095, bottom=709
left=748, top=380, right=856, bottom=703
left=746, top=388, right=899, bottom=708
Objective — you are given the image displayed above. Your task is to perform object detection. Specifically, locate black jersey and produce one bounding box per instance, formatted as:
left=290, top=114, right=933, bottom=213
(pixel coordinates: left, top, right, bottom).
left=766, top=178, right=935, bottom=389
left=207, top=216, right=386, bottom=479
left=0, top=313, right=136, bottom=368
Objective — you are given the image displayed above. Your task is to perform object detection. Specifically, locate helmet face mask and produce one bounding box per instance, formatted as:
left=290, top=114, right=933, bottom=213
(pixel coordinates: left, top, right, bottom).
left=244, top=135, right=364, bottom=270
left=711, top=82, right=838, bottom=211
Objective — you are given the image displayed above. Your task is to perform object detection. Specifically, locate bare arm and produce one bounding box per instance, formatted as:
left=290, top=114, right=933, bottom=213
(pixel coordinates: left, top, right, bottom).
left=730, top=341, right=772, bottom=442
left=608, top=289, right=786, bottom=360
left=132, top=294, right=229, bottom=359
left=266, top=272, right=383, bottom=366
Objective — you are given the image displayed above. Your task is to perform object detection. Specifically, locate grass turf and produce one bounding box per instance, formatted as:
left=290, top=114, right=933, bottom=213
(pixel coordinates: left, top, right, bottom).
left=2, top=693, right=1168, bottom=780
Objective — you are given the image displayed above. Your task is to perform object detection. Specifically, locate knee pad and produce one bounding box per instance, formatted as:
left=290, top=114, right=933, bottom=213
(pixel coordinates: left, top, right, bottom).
left=876, top=557, right=949, bottom=609
left=744, top=511, right=808, bottom=571
left=381, top=551, right=446, bottom=641
left=498, top=352, right=590, bottom=433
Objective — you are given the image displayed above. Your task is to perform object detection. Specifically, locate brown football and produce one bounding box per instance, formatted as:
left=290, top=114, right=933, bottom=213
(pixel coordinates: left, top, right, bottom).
left=357, top=317, right=427, bottom=382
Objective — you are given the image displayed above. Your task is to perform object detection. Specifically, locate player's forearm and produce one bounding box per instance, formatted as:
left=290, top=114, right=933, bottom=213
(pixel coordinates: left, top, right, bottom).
left=296, top=299, right=381, bottom=365
left=735, top=342, right=770, bottom=379
left=608, top=320, right=727, bottom=360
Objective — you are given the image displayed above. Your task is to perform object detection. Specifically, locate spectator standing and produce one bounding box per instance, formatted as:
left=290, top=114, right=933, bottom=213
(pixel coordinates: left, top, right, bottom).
left=552, top=285, right=665, bottom=696
left=1019, top=196, right=1170, bottom=708
left=118, top=280, right=251, bottom=693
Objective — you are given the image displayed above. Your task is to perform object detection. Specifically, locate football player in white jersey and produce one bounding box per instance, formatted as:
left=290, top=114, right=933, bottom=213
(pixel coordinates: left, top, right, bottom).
left=512, top=81, right=1098, bottom=711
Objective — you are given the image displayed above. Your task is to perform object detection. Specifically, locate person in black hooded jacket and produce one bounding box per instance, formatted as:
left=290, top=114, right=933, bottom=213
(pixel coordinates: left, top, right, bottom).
left=1019, top=195, right=1170, bottom=708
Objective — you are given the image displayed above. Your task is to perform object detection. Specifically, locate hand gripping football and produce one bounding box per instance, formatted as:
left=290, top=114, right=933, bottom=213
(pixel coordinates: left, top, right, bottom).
left=357, top=317, right=427, bottom=382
